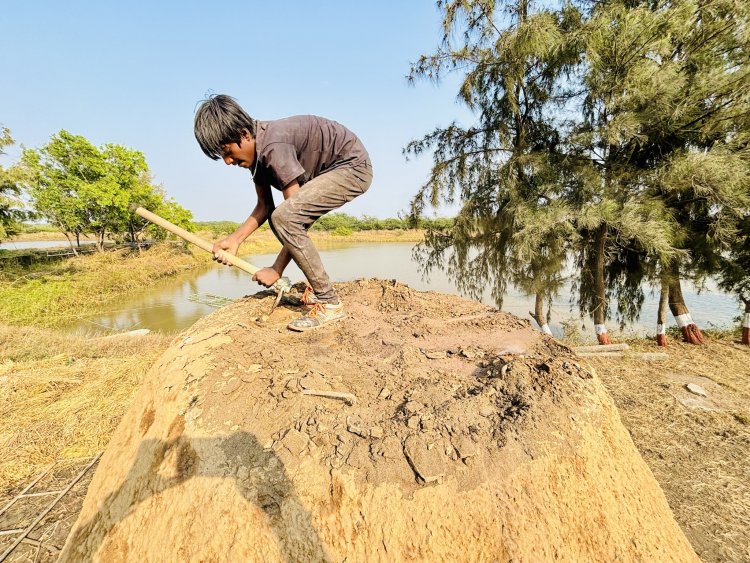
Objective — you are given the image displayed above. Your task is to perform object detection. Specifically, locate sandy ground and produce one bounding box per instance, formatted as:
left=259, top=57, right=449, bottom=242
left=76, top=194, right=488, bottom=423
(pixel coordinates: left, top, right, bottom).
left=588, top=337, right=750, bottom=562
left=57, top=280, right=695, bottom=561
left=0, top=289, right=747, bottom=560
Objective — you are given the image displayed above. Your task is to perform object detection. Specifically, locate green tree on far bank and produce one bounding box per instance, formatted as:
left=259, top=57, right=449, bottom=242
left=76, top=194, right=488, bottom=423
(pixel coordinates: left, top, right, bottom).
left=309, top=212, right=453, bottom=232
left=21, top=131, right=193, bottom=251
left=0, top=126, right=29, bottom=241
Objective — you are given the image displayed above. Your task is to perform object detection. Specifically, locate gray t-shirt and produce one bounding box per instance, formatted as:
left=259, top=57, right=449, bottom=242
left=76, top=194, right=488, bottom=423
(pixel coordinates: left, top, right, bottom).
left=252, top=115, right=369, bottom=190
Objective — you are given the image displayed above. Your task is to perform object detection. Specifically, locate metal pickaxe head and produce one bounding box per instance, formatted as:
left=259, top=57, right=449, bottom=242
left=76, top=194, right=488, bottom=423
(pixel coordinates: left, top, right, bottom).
left=269, top=276, right=292, bottom=313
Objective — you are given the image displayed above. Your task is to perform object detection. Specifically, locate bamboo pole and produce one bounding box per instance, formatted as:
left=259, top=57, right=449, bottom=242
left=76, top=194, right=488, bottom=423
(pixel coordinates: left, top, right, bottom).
left=134, top=207, right=261, bottom=276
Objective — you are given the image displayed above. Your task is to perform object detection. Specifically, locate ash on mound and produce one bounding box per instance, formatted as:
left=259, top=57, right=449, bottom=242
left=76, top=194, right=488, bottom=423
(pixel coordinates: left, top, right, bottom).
left=60, top=279, right=697, bottom=562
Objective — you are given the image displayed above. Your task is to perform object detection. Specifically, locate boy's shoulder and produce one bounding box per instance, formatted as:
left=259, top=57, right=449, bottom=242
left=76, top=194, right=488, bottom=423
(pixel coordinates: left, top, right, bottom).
left=257, top=115, right=315, bottom=147
left=261, top=115, right=332, bottom=136
left=257, top=116, right=359, bottom=156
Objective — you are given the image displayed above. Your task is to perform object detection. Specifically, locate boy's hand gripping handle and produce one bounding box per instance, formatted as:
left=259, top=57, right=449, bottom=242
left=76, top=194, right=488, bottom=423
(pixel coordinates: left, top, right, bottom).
left=133, top=206, right=291, bottom=297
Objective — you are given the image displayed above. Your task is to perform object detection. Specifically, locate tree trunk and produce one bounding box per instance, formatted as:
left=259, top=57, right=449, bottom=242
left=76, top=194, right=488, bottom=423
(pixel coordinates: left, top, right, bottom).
left=62, top=230, right=78, bottom=256
left=667, top=269, right=704, bottom=344
left=656, top=278, right=669, bottom=347
left=129, top=221, right=141, bottom=253
left=530, top=292, right=553, bottom=336
left=75, top=232, right=81, bottom=248
left=592, top=225, right=611, bottom=344
left=742, top=298, right=750, bottom=346
left=97, top=231, right=105, bottom=252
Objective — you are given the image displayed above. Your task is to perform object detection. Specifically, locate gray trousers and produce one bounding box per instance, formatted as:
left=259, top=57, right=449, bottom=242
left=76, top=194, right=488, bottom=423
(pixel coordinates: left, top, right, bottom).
left=268, top=160, right=372, bottom=304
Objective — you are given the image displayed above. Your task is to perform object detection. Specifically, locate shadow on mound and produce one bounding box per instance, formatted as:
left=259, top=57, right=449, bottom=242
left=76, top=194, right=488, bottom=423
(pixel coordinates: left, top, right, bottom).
left=62, top=431, right=330, bottom=562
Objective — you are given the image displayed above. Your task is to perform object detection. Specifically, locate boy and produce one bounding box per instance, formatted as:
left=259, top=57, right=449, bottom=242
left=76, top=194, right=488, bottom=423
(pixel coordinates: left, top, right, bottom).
left=194, top=94, right=372, bottom=331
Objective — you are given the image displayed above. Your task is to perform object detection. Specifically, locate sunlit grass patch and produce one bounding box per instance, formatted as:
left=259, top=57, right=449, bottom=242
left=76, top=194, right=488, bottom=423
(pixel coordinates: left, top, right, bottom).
left=0, top=245, right=207, bottom=328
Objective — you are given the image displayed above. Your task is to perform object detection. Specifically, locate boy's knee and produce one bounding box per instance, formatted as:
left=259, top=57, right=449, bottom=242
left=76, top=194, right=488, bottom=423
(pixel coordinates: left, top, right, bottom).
left=270, top=206, right=289, bottom=231
left=270, top=205, right=301, bottom=236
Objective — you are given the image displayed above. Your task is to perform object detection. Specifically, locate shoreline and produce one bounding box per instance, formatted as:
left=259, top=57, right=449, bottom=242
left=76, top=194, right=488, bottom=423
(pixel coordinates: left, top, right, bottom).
left=3, top=228, right=426, bottom=245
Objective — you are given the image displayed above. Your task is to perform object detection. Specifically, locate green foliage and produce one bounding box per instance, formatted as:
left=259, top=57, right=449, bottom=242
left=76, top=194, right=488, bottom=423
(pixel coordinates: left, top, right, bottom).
left=308, top=212, right=442, bottom=232
left=20, top=131, right=193, bottom=249
left=410, top=0, right=750, bottom=329
left=310, top=212, right=360, bottom=232
left=18, top=223, right=57, bottom=234
left=0, top=126, right=30, bottom=241
left=408, top=0, right=580, bottom=309
left=717, top=212, right=750, bottom=310
left=575, top=0, right=750, bottom=319
left=195, top=214, right=435, bottom=236
left=331, top=225, right=353, bottom=236
left=194, top=221, right=241, bottom=235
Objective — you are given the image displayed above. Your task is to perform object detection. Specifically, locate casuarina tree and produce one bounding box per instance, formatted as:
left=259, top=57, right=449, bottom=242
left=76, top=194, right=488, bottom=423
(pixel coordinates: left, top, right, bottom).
left=565, top=0, right=683, bottom=343
left=636, top=0, right=750, bottom=345
left=407, top=0, right=580, bottom=335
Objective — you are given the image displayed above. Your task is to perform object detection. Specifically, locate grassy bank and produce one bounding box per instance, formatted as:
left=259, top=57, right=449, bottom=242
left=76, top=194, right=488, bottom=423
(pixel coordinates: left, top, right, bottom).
left=0, top=244, right=208, bottom=328
left=5, top=228, right=424, bottom=249
left=194, top=228, right=423, bottom=256
left=229, top=228, right=424, bottom=254
left=7, top=226, right=425, bottom=246
left=1, top=231, right=98, bottom=242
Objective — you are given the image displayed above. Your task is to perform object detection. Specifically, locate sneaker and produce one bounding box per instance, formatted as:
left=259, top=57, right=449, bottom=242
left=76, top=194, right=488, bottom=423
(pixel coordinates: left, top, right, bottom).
left=300, top=286, right=319, bottom=306
left=288, top=302, right=346, bottom=332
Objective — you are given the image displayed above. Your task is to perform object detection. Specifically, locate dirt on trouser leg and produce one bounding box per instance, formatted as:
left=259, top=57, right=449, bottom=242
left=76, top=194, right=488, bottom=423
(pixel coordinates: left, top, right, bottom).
left=59, top=279, right=698, bottom=562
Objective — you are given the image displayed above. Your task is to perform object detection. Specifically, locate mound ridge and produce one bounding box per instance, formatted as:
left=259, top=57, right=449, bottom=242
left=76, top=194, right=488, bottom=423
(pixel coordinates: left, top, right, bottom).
left=60, top=279, right=697, bottom=561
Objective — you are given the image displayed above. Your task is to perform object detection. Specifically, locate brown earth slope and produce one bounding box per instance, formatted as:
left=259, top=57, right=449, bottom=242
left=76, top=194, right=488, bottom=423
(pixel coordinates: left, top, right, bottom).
left=59, top=280, right=697, bottom=562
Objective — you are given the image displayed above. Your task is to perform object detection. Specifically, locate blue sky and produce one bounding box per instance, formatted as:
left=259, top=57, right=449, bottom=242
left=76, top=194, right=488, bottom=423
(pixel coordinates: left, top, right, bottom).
left=1, top=1, right=472, bottom=221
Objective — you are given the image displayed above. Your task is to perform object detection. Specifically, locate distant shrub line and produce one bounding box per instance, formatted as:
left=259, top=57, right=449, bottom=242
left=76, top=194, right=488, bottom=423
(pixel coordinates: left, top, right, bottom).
left=195, top=214, right=453, bottom=235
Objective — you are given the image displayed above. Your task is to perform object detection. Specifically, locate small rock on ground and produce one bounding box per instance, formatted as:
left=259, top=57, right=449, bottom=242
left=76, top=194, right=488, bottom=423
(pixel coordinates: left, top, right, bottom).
left=686, top=383, right=708, bottom=397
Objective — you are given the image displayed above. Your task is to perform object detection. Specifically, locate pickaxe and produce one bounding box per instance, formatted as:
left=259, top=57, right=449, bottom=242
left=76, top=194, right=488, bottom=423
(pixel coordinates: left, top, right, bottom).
left=133, top=206, right=291, bottom=312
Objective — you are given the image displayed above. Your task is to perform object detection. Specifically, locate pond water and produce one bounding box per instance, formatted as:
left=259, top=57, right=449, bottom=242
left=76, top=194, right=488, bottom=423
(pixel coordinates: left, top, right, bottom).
left=65, top=241, right=741, bottom=339
left=0, top=240, right=96, bottom=250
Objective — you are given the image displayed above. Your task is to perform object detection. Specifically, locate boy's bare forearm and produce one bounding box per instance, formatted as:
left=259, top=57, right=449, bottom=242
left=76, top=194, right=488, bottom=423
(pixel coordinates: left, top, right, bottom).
left=272, top=247, right=293, bottom=274
left=229, top=183, right=273, bottom=243
left=230, top=205, right=268, bottom=243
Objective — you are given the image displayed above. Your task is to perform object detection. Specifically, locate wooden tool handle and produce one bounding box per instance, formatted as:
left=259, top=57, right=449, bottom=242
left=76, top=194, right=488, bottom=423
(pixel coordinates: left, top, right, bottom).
left=134, top=206, right=260, bottom=276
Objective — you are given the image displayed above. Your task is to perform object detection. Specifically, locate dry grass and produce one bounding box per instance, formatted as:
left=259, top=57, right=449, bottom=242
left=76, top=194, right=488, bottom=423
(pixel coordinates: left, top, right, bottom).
left=0, top=325, right=172, bottom=493
left=2, top=232, right=98, bottom=242
left=583, top=333, right=750, bottom=562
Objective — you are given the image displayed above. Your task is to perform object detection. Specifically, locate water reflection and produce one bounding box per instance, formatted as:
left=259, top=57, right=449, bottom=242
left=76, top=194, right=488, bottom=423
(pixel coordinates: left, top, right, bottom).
left=67, top=242, right=740, bottom=337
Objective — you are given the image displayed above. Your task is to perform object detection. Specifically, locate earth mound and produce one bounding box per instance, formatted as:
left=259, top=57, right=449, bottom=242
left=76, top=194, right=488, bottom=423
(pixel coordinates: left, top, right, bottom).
left=60, top=279, right=697, bottom=561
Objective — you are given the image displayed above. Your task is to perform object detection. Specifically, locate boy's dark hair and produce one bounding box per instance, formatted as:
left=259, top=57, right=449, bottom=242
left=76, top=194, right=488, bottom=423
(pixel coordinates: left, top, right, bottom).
left=194, top=94, right=256, bottom=160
